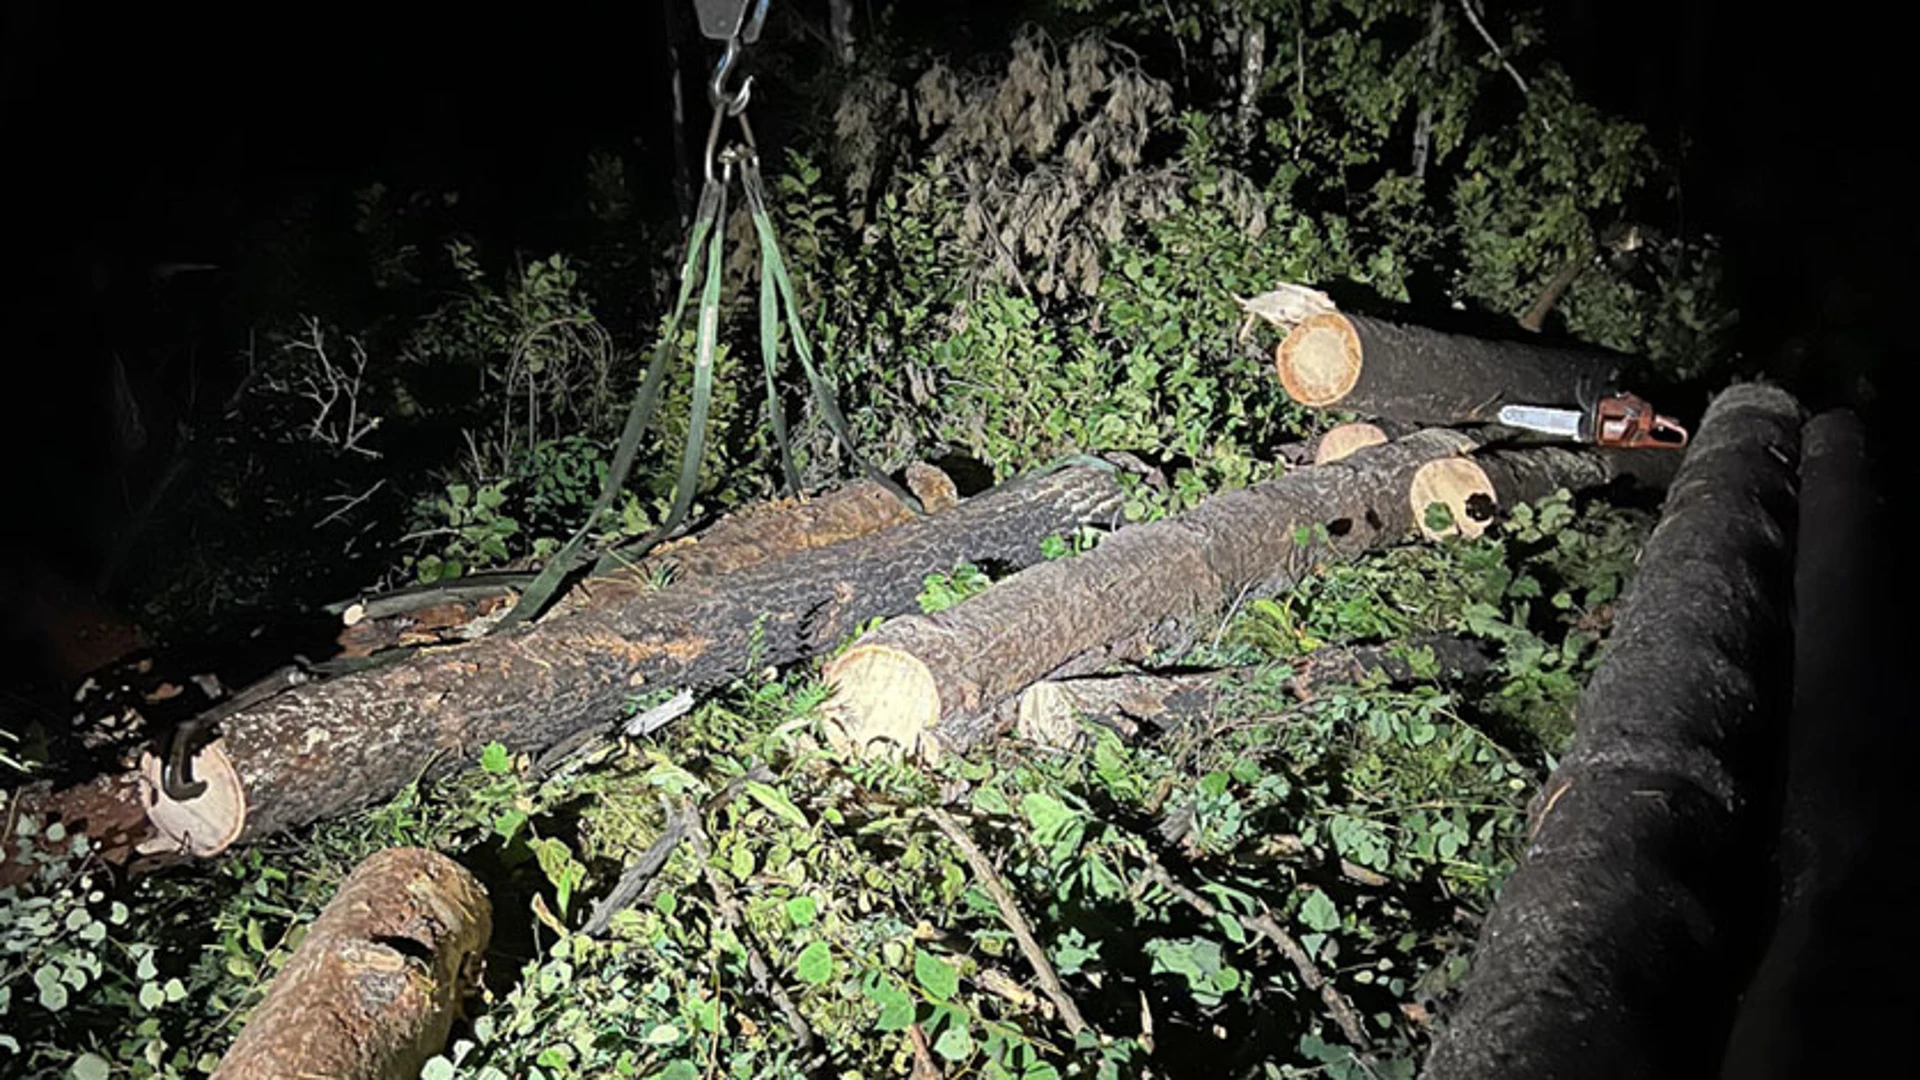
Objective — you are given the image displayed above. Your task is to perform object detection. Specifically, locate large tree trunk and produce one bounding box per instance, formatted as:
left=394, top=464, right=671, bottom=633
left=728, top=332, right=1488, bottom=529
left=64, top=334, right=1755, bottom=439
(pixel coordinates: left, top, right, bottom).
left=6, top=463, right=1123, bottom=869
left=1274, top=311, right=1628, bottom=425
left=1718, top=409, right=1911, bottom=1079
left=1420, top=384, right=1803, bottom=1080
left=822, top=431, right=1648, bottom=762
left=210, top=847, right=491, bottom=1080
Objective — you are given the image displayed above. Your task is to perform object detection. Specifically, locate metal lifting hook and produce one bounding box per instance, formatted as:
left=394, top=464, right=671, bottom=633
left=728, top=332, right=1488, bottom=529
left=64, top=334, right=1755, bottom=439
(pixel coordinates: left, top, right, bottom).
left=699, top=0, right=768, bottom=112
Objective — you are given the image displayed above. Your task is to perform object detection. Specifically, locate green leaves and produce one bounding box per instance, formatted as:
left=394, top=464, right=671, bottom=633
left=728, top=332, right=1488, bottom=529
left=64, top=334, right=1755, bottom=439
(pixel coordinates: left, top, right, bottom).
left=914, top=950, right=959, bottom=1002
left=1299, top=888, right=1342, bottom=933
left=795, top=940, right=834, bottom=985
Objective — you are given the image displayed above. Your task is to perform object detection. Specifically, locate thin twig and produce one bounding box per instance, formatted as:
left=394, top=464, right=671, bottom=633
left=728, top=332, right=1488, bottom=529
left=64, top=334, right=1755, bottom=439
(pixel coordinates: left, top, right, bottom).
left=582, top=798, right=694, bottom=936
left=905, top=1023, right=944, bottom=1080
left=1456, top=0, right=1530, bottom=97
left=1142, top=858, right=1373, bottom=1051
left=316, top=478, right=388, bottom=529
left=688, top=813, right=814, bottom=1050
left=922, top=808, right=1089, bottom=1037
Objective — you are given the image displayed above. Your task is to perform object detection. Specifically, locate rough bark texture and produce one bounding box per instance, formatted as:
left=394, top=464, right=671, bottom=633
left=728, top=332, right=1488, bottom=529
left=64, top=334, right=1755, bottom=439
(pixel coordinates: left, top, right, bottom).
left=210, top=847, right=491, bottom=1080
left=824, top=430, right=1633, bottom=761
left=10, top=463, right=1122, bottom=856
left=1275, top=311, right=1627, bottom=424
left=336, top=464, right=956, bottom=656
left=1017, top=635, right=1495, bottom=743
left=1718, top=410, right=1911, bottom=1079
left=1420, top=383, right=1803, bottom=1080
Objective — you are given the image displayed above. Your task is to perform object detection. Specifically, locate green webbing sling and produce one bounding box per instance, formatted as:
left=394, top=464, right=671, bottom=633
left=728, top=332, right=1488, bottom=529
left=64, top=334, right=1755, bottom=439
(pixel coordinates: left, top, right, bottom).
left=493, top=144, right=922, bottom=631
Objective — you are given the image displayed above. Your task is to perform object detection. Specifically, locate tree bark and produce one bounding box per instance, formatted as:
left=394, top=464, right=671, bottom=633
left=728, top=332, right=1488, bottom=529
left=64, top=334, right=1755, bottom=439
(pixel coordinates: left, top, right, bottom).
left=1015, top=635, right=1496, bottom=744
left=6, top=462, right=1122, bottom=866
left=335, top=463, right=957, bottom=657
left=1420, top=383, right=1803, bottom=1080
left=823, top=431, right=1643, bottom=762
left=828, top=0, right=856, bottom=66
left=1274, top=311, right=1628, bottom=424
left=209, top=847, right=491, bottom=1080
left=1718, top=409, right=1909, bottom=1079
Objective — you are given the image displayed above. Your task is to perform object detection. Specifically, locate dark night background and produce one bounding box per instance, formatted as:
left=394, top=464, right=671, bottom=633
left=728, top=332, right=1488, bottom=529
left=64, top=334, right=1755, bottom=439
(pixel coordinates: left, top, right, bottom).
left=4, top=0, right=1913, bottom=585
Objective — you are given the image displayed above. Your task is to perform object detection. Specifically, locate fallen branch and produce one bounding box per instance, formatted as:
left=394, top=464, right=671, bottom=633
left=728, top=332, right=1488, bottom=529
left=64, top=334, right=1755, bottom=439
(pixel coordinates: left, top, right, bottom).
left=924, top=808, right=1089, bottom=1037
left=209, top=848, right=491, bottom=1080
left=1421, top=384, right=1803, bottom=1080
left=688, top=810, right=813, bottom=1050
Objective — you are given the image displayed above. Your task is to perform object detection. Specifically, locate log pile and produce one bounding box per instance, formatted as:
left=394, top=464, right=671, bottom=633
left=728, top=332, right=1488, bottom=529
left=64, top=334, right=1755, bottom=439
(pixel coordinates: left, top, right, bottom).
left=5, top=462, right=1122, bottom=871
left=1419, top=383, right=1803, bottom=1080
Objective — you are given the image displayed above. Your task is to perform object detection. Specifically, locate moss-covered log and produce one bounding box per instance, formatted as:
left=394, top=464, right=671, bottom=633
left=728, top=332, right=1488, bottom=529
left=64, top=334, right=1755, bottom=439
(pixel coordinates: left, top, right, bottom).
left=1275, top=311, right=1627, bottom=424
left=209, top=847, right=491, bottom=1080
left=6, top=462, right=1122, bottom=864
left=1420, top=383, right=1803, bottom=1080
left=823, top=432, right=1639, bottom=761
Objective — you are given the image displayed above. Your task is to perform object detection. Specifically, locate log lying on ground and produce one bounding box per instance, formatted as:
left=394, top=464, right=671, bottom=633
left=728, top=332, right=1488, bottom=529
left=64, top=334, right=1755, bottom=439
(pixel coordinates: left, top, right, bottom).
left=823, top=431, right=1641, bottom=762
left=1275, top=311, right=1626, bottom=424
left=1311, top=422, right=1390, bottom=465
left=1015, top=636, right=1497, bottom=745
left=7, top=462, right=1122, bottom=864
left=1719, top=410, right=1909, bottom=1079
left=1408, top=443, right=1680, bottom=540
left=1420, top=383, right=1803, bottom=1080
left=335, top=463, right=958, bottom=657
left=210, top=847, right=491, bottom=1080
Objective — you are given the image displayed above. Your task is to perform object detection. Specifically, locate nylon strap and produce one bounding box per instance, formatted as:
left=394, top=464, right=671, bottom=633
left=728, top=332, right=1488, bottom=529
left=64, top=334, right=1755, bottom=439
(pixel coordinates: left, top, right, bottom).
left=494, top=179, right=724, bottom=628
left=741, top=157, right=924, bottom=514
left=495, top=146, right=922, bottom=630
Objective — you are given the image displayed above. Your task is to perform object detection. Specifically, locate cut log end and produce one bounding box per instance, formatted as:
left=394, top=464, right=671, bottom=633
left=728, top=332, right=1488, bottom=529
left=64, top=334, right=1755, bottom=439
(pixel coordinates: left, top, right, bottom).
left=821, top=645, right=944, bottom=764
left=904, top=462, right=961, bottom=512
left=1015, top=683, right=1083, bottom=750
left=1312, top=422, right=1390, bottom=465
left=1409, top=457, right=1499, bottom=540
left=1275, top=312, right=1363, bottom=407
left=138, top=741, right=246, bottom=857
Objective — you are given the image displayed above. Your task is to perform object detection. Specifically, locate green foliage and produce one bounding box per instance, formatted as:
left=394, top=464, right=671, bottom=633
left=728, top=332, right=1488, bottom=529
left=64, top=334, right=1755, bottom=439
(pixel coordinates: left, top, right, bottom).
left=918, top=561, right=994, bottom=613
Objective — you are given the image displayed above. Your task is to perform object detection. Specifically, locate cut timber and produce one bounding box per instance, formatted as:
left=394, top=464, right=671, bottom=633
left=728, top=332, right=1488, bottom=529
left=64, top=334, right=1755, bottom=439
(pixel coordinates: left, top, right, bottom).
left=1405, top=444, right=1674, bottom=540
left=1421, top=384, right=1803, bottom=1080
left=210, top=847, right=491, bottom=1080
left=1274, top=311, right=1626, bottom=423
left=335, top=463, right=958, bottom=657
left=1015, top=636, right=1495, bottom=744
left=8, top=462, right=1121, bottom=861
left=1312, top=422, right=1389, bottom=465
left=1720, top=410, right=1909, bottom=1080
left=824, top=432, right=1642, bottom=762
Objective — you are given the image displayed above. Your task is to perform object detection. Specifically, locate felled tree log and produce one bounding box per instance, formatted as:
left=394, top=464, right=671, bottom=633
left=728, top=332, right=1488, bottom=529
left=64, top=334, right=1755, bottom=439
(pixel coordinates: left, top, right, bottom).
left=823, top=431, right=1639, bottom=762
left=210, top=847, right=491, bottom=1080
left=1274, top=311, right=1626, bottom=424
left=1014, top=636, right=1496, bottom=744
left=334, top=463, right=959, bottom=657
left=1311, top=422, right=1389, bottom=465
left=1420, top=383, right=1803, bottom=1080
left=7, top=462, right=1122, bottom=864
left=1719, top=410, right=1905, bottom=1079
left=1407, top=443, right=1679, bottom=540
